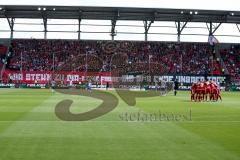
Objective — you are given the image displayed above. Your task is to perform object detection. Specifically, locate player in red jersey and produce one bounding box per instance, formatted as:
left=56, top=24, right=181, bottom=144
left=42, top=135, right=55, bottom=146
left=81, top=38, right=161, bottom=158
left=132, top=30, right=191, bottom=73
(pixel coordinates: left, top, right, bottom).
left=211, top=85, right=218, bottom=101
left=191, top=82, right=198, bottom=101
left=191, top=79, right=222, bottom=102
left=201, top=80, right=207, bottom=101
left=209, top=80, right=221, bottom=101
left=209, top=80, right=215, bottom=101
left=196, top=80, right=205, bottom=101
left=204, top=79, right=211, bottom=101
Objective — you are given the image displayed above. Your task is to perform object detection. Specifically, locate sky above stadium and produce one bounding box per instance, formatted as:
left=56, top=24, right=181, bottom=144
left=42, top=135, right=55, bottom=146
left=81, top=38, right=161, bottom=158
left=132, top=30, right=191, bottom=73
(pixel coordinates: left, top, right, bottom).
left=1, top=0, right=240, bottom=11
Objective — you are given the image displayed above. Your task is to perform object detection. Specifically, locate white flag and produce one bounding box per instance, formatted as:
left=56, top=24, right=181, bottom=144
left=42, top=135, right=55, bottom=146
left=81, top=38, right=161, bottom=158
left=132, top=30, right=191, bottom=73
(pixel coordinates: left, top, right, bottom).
left=208, top=35, right=219, bottom=45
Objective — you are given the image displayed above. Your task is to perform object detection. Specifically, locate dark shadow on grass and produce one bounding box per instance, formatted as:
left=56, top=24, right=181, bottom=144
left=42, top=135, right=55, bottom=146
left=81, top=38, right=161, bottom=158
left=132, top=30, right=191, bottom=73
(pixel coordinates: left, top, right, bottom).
left=55, top=89, right=118, bottom=121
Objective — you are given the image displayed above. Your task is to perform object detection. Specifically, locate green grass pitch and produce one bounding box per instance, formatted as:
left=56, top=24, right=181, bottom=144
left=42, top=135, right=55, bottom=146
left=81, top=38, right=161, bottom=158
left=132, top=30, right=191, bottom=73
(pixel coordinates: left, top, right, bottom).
left=0, top=89, right=240, bottom=160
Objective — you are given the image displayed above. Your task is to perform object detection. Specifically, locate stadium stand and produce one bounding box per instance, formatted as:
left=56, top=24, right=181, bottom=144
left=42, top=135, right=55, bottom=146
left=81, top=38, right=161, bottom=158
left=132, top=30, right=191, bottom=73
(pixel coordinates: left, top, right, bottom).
left=219, top=45, right=240, bottom=83
left=8, top=39, right=224, bottom=76
left=0, top=44, right=8, bottom=71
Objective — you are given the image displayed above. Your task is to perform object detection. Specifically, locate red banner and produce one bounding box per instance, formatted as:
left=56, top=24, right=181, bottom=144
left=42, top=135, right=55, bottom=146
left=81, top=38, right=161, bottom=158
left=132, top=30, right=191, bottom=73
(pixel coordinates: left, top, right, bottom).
left=3, top=70, right=112, bottom=84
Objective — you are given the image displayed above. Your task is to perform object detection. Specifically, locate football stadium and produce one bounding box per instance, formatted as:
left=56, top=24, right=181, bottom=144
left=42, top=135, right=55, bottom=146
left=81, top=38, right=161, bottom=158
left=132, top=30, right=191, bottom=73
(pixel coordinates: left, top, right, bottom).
left=0, top=0, right=240, bottom=160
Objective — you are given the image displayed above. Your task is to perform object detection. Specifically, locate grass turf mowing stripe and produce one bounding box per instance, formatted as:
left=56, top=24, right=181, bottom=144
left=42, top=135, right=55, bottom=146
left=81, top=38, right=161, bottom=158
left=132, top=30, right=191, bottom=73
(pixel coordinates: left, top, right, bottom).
left=0, top=89, right=51, bottom=132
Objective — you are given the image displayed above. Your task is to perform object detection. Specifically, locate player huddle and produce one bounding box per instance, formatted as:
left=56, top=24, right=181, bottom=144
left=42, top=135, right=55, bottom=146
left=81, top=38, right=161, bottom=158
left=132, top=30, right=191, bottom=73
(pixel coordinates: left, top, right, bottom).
left=191, top=80, right=222, bottom=102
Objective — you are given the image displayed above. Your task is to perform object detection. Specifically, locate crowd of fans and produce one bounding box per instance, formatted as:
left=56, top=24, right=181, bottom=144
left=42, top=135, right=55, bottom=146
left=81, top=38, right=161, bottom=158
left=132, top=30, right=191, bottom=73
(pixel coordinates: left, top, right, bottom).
left=219, top=45, right=240, bottom=82
left=0, top=44, right=8, bottom=71
left=8, top=39, right=224, bottom=76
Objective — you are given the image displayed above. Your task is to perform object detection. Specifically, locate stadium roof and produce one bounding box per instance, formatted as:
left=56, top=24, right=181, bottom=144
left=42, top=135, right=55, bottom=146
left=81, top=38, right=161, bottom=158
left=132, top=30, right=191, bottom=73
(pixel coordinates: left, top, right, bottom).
left=0, top=5, right=240, bottom=23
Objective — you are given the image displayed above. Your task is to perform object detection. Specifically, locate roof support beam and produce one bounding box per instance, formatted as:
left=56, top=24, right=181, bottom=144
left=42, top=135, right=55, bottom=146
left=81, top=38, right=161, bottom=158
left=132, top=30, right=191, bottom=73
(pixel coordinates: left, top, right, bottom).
left=207, top=22, right=221, bottom=35
left=78, top=10, right=82, bottom=40
left=212, top=23, right=222, bottom=34
left=43, top=17, right=47, bottom=39
left=209, top=22, right=213, bottom=36
left=111, top=10, right=120, bottom=41
left=111, top=19, right=117, bottom=41
left=144, top=20, right=154, bottom=41
left=236, top=24, right=240, bottom=33
left=5, top=9, right=15, bottom=39
left=176, top=21, right=188, bottom=42
left=42, top=10, right=48, bottom=39
left=6, top=17, right=15, bottom=39
left=6, top=17, right=15, bottom=31
left=78, top=19, right=82, bottom=40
